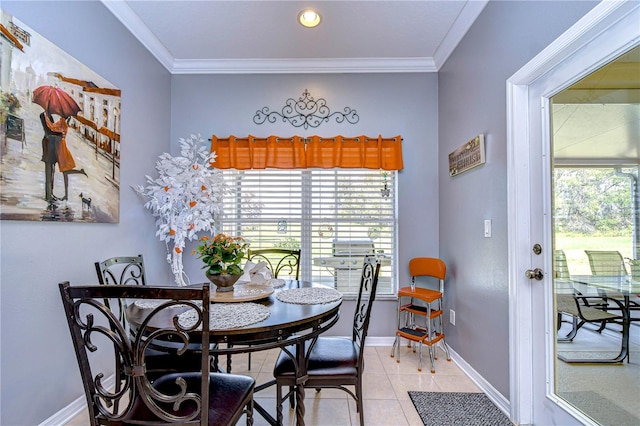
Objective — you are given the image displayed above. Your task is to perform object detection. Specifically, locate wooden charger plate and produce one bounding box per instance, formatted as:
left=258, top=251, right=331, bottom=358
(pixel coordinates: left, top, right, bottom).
left=210, top=283, right=274, bottom=303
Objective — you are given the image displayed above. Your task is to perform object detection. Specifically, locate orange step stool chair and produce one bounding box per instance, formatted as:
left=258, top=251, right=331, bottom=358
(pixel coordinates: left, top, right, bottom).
left=390, top=257, right=451, bottom=372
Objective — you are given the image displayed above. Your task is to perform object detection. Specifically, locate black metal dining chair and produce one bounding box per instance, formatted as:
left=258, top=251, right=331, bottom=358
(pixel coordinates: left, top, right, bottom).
left=95, top=254, right=203, bottom=380
left=234, top=248, right=301, bottom=371
left=94, top=255, right=146, bottom=325
left=272, top=254, right=381, bottom=426
left=95, top=254, right=147, bottom=286
left=59, top=282, right=255, bottom=425
left=247, top=248, right=301, bottom=280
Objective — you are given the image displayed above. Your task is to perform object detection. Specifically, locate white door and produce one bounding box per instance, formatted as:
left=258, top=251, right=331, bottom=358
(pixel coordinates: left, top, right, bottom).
left=507, top=2, right=640, bottom=425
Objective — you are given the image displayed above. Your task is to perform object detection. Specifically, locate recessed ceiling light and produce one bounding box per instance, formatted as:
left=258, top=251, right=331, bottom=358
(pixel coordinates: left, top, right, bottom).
left=298, top=8, right=321, bottom=28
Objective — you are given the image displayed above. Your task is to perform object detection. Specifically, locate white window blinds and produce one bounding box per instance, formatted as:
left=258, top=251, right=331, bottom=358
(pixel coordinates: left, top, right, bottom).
left=218, top=169, right=396, bottom=295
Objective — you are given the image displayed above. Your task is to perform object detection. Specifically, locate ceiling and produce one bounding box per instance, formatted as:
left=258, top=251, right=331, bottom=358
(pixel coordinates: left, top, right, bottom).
left=100, top=0, right=489, bottom=74
left=552, top=45, right=640, bottom=165
left=102, top=1, right=638, bottom=165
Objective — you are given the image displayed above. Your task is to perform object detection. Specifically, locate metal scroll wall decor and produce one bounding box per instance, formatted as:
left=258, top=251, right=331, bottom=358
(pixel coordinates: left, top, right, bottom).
left=253, top=89, right=359, bottom=129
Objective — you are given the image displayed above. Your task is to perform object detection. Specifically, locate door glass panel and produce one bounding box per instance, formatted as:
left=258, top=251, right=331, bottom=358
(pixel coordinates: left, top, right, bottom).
left=551, top=45, right=640, bottom=424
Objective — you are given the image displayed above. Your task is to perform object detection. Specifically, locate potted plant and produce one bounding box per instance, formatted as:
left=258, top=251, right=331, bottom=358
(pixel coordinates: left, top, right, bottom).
left=194, top=233, right=248, bottom=291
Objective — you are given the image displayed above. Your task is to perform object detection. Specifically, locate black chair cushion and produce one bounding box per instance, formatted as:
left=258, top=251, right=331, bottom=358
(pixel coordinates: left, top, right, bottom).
left=274, top=337, right=358, bottom=379
left=126, top=372, right=254, bottom=425
left=143, top=347, right=204, bottom=381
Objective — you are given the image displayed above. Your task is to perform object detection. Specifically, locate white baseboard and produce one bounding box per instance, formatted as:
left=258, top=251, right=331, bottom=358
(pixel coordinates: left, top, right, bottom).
left=365, top=336, right=396, bottom=346
left=38, top=375, right=114, bottom=426
left=446, top=346, right=511, bottom=417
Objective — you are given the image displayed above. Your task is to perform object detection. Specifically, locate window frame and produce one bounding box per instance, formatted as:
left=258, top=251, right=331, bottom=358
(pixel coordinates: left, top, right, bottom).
left=217, top=168, right=398, bottom=298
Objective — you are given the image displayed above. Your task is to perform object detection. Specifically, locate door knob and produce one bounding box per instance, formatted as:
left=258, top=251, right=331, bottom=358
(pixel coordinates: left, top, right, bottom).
left=525, top=268, right=544, bottom=280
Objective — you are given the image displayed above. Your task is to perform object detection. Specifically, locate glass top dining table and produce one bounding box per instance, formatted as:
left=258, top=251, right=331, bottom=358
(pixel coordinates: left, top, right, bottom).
left=126, top=280, right=342, bottom=426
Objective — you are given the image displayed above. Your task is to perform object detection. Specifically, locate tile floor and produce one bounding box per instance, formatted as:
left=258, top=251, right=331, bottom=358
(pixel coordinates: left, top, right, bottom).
left=65, top=344, right=481, bottom=426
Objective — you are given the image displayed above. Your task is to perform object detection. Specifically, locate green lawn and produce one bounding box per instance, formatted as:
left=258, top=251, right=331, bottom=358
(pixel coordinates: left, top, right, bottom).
left=554, top=235, right=632, bottom=275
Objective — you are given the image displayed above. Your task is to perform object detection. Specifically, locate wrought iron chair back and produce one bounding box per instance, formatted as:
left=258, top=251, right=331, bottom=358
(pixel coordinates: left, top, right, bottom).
left=59, top=282, right=216, bottom=424
left=273, top=255, right=381, bottom=426
left=94, top=254, right=146, bottom=329
left=95, top=254, right=146, bottom=286
left=59, top=282, right=255, bottom=425
left=352, top=254, right=382, bottom=355
left=248, top=248, right=301, bottom=279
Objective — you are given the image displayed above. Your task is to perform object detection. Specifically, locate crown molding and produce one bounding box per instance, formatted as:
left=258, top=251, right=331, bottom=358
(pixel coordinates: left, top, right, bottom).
left=101, top=0, right=480, bottom=74
left=433, top=0, right=489, bottom=69
left=100, top=0, right=174, bottom=70
left=171, top=57, right=437, bottom=74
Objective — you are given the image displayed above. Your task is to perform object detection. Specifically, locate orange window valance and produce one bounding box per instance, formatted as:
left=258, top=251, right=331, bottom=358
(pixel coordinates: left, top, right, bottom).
left=210, top=135, right=403, bottom=170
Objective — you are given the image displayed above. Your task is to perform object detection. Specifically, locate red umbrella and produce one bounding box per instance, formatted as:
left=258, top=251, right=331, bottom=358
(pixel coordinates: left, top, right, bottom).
left=32, top=85, right=80, bottom=118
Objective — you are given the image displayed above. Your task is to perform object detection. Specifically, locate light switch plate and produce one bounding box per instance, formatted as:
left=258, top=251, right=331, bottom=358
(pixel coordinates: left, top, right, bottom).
left=484, top=219, right=492, bottom=238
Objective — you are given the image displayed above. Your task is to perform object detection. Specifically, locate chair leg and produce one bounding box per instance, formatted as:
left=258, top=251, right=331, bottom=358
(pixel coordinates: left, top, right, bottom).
left=246, top=399, right=254, bottom=426
left=441, top=339, right=451, bottom=362
left=275, top=383, right=284, bottom=425
left=391, top=335, right=399, bottom=360
left=394, top=336, right=401, bottom=363
left=428, top=345, right=436, bottom=373
left=357, top=374, right=365, bottom=426
left=288, top=385, right=295, bottom=407
left=418, top=341, right=423, bottom=372
left=437, top=315, right=450, bottom=361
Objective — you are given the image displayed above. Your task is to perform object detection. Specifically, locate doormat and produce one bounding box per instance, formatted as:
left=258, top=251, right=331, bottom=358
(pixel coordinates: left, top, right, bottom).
left=408, top=391, right=513, bottom=426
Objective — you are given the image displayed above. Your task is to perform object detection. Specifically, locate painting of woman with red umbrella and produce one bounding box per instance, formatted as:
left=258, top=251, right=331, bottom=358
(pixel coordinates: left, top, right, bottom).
left=32, top=85, right=87, bottom=202
left=1, top=13, right=121, bottom=223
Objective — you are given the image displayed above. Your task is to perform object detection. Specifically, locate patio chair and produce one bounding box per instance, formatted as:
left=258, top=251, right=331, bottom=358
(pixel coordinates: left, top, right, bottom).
left=584, top=250, right=640, bottom=318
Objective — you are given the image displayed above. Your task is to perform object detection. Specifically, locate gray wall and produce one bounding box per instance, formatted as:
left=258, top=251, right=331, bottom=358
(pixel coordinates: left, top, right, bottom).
left=0, top=0, right=601, bottom=423
left=1, top=1, right=172, bottom=424
left=438, top=0, right=598, bottom=398
left=170, top=73, right=440, bottom=337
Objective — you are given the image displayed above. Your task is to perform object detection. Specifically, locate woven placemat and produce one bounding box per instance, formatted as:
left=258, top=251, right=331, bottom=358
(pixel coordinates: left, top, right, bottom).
left=268, top=278, right=286, bottom=288
left=276, top=287, right=342, bottom=305
left=178, top=303, right=270, bottom=329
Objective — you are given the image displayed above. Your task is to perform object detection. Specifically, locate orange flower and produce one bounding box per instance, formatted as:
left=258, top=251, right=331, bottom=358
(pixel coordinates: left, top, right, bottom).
left=189, top=224, right=195, bottom=230
left=164, top=186, right=170, bottom=192
left=175, top=247, right=182, bottom=253
left=169, top=229, right=176, bottom=236
left=192, top=164, right=199, bottom=170
left=189, top=201, right=197, bottom=208
left=201, top=185, right=207, bottom=191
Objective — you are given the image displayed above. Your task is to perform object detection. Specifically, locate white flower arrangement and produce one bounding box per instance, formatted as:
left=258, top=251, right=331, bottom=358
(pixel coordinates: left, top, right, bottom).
left=133, top=134, right=224, bottom=286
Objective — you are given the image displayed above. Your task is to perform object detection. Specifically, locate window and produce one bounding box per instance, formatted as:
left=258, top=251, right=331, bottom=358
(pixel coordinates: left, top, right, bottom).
left=553, top=166, right=637, bottom=274
left=218, top=169, right=397, bottom=296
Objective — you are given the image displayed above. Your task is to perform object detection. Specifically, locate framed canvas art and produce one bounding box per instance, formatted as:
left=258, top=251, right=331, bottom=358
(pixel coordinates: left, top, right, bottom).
left=0, top=10, right=120, bottom=222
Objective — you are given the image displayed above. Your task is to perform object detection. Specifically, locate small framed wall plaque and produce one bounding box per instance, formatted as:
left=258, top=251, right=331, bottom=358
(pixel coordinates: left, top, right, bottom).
left=448, top=134, right=485, bottom=177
